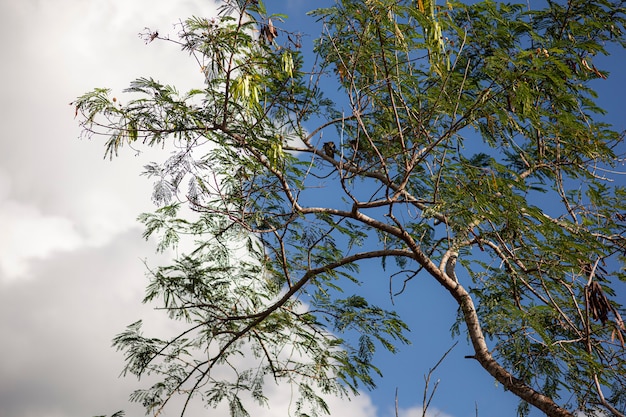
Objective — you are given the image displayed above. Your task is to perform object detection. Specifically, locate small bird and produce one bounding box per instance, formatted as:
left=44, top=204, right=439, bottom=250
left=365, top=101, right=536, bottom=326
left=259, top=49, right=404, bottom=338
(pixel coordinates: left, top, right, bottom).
left=323, top=142, right=336, bottom=158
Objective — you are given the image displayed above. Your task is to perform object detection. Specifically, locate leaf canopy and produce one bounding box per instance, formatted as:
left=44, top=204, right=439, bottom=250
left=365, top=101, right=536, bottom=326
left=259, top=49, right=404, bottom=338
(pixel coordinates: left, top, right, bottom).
left=74, top=0, right=626, bottom=416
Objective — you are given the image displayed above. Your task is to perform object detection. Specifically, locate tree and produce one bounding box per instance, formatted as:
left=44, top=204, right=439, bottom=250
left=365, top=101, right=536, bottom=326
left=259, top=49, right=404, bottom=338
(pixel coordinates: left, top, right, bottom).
left=73, top=0, right=626, bottom=416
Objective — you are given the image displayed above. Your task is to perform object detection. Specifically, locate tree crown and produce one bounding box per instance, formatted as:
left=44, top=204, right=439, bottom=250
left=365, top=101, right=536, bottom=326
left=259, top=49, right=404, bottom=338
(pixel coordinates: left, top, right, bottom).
left=74, top=0, right=626, bottom=416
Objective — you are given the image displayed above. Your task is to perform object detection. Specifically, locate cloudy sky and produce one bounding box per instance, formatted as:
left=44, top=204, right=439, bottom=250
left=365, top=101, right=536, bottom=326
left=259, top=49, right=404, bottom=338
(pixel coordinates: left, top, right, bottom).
left=0, top=1, right=624, bottom=417
left=0, top=1, right=383, bottom=417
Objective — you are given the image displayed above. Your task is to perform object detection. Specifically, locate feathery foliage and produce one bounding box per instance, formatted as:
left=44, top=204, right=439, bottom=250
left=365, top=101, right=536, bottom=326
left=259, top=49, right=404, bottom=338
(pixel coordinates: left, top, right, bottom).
left=75, top=0, right=626, bottom=416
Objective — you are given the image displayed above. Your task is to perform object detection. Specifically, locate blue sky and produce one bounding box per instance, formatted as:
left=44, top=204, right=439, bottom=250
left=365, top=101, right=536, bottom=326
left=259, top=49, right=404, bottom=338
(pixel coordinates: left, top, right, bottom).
left=0, top=1, right=623, bottom=417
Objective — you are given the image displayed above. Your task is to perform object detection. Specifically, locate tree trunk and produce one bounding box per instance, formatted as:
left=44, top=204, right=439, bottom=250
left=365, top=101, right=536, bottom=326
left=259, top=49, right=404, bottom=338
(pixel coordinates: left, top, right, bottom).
left=455, top=288, right=573, bottom=417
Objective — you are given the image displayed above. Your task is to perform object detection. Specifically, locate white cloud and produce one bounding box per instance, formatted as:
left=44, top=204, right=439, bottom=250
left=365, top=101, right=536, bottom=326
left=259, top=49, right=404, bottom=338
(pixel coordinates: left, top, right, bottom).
left=0, top=167, right=147, bottom=281
left=394, top=405, right=456, bottom=417
left=0, top=200, right=83, bottom=279
left=0, top=0, right=217, bottom=282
